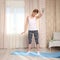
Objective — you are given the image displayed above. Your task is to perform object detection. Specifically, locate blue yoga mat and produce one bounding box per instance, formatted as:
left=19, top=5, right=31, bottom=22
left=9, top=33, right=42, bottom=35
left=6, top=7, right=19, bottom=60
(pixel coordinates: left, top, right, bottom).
left=11, top=51, right=60, bottom=58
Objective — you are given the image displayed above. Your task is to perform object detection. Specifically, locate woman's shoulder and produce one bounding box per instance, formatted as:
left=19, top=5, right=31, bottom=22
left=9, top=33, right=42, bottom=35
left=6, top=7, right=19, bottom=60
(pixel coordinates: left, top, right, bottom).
left=27, top=15, right=31, bottom=18
left=26, top=16, right=29, bottom=19
left=25, top=16, right=28, bottom=20
left=27, top=15, right=31, bottom=19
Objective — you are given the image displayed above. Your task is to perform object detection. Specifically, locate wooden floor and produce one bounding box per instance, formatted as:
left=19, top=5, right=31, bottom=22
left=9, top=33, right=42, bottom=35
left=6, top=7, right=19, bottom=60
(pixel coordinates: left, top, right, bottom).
left=0, top=48, right=60, bottom=60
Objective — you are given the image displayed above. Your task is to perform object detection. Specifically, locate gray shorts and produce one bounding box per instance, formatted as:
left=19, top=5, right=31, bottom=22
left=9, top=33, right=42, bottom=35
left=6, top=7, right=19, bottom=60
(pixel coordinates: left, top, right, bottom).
left=28, top=30, right=39, bottom=44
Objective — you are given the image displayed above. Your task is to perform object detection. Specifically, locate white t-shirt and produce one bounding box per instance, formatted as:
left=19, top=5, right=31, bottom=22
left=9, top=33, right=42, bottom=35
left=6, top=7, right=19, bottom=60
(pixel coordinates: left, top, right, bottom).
left=28, top=16, right=38, bottom=31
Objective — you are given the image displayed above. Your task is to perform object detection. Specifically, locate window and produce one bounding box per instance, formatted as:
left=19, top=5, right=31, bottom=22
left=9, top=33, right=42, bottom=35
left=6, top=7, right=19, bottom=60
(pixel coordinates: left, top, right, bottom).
left=5, top=0, right=25, bottom=34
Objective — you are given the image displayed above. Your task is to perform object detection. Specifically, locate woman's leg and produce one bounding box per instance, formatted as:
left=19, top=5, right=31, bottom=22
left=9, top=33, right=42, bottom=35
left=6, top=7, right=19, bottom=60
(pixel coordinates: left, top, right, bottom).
left=36, top=44, right=40, bottom=52
left=28, top=31, right=33, bottom=51
left=34, top=30, right=40, bottom=51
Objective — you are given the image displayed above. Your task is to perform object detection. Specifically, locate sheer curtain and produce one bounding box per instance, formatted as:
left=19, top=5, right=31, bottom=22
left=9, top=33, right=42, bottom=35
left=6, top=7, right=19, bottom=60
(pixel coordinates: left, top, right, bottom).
left=25, top=0, right=46, bottom=48
left=0, top=0, right=5, bottom=48
left=6, top=0, right=25, bottom=34
left=0, top=0, right=46, bottom=49
left=4, top=0, right=26, bottom=49
left=1, top=0, right=60, bottom=49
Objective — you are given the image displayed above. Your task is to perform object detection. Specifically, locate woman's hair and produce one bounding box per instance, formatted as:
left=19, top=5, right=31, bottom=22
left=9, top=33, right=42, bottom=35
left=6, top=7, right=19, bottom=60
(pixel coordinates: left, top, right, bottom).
left=33, top=9, right=39, bottom=13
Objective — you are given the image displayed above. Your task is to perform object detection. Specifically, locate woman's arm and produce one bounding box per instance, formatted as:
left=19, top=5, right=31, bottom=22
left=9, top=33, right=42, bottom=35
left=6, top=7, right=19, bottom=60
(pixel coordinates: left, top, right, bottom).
left=35, top=11, right=42, bottom=19
left=36, top=9, right=44, bottom=19
left=24, top=16, right=28, bottom=32
left=21, top=16, right=28, bottom=34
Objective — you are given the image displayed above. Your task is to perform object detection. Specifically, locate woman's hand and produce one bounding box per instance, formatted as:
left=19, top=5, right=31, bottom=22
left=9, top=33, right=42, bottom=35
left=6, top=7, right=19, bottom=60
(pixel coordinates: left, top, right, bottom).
left=21, top=32, right=25, bottom=35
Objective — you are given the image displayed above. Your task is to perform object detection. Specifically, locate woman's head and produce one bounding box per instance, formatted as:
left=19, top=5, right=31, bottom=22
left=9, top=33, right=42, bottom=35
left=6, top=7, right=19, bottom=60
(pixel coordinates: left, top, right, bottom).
left=32, top=9, right=39, bottom=17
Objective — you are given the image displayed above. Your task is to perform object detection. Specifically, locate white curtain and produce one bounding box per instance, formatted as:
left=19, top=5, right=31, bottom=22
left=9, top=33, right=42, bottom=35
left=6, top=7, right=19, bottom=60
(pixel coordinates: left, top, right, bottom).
left=0, top=0, right=5, bottom=48
left=0, top=0, right=46, bottom=49
left=25, top=0, right=46, bottom=48
left=4, top=0, right=26, bottom=49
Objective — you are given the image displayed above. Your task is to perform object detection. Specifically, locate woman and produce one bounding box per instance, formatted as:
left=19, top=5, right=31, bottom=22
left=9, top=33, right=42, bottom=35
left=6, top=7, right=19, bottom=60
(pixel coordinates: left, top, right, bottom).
left=21, top=9, right=42, bottom=55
